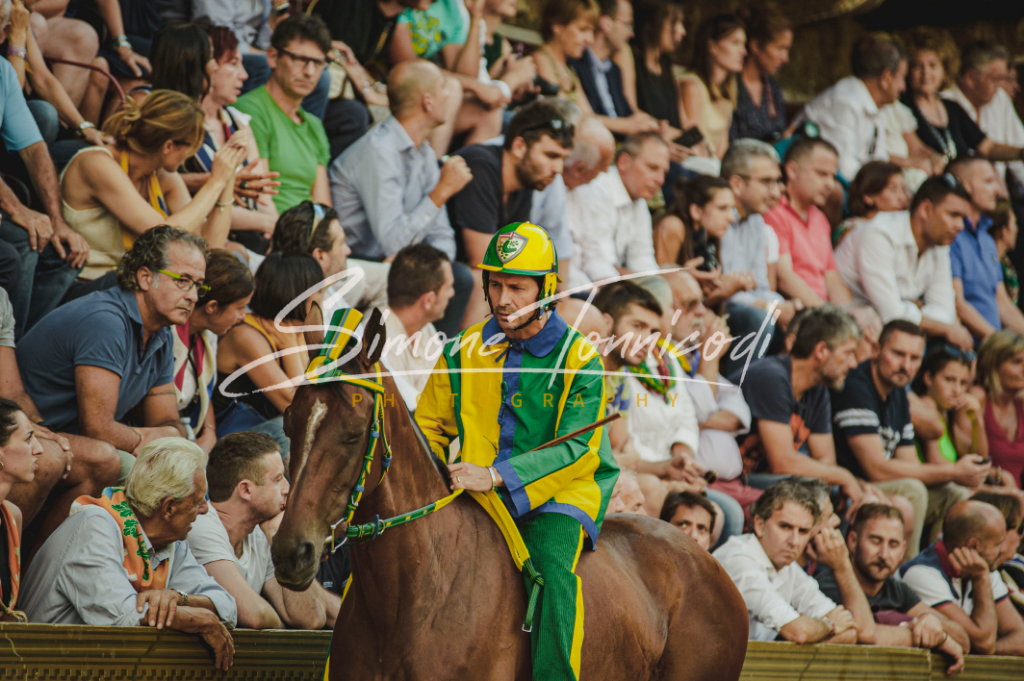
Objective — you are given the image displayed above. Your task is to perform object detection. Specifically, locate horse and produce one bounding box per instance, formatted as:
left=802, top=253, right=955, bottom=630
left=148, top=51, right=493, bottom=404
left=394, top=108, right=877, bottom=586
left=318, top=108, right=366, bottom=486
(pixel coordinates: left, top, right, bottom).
left=272, top=309, right=750, bottom=680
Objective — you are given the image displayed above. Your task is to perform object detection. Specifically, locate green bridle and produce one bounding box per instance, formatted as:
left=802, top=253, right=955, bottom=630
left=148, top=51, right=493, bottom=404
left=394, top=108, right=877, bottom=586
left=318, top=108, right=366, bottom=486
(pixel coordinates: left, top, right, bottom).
left=304, top=309, right=463, bottom=552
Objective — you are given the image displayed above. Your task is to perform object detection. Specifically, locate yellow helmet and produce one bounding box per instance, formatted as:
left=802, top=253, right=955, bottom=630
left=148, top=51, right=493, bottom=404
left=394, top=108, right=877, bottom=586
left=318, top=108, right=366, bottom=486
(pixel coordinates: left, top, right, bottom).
left=478, top=222, right=560, bottom=309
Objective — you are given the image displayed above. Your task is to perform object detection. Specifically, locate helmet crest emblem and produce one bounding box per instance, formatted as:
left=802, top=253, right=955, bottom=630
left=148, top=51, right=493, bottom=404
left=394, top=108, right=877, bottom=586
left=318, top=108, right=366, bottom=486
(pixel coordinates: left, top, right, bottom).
left=495, top=231, right=529, bottom=263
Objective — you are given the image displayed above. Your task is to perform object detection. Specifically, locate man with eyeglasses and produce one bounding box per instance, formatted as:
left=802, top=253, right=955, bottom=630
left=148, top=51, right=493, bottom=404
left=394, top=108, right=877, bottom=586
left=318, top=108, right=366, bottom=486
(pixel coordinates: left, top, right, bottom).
left=16, top=227, right=206, bottom=482
left=235, top=14, right=333, bottom=215
left=448, top=99, right=576, bottom=325
left=944, top=41, right=1024, bottom=193
left=718, top=139, right=794, bottom=372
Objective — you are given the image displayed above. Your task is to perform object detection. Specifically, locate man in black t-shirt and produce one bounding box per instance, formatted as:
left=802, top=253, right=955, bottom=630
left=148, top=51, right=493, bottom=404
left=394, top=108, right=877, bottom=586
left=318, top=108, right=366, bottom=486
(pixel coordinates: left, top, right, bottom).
left=734, top=306, right=867, bottom=502
left=830, top=320, right=979, bottom=559
left=814, top=504, right=968, bottom=672
left=447, top=99, right=574, bottom=325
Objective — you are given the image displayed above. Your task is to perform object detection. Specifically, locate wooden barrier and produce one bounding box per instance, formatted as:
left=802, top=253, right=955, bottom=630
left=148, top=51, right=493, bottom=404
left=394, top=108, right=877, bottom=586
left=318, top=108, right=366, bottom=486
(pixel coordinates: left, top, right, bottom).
left=1, top=624, right=1023, bottom=680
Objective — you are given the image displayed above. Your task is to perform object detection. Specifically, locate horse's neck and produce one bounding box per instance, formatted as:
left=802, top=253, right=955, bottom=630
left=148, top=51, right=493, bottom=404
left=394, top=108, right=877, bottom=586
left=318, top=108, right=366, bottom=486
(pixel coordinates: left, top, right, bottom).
left=349, top=382, right=470, bottom=613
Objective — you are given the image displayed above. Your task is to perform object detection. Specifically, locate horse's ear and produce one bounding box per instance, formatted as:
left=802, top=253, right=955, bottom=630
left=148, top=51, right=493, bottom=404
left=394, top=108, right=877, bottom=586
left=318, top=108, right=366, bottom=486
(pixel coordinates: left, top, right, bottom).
left=303, top=300, right=325, bottom=350
left=359, top=307, right=387, bottom=368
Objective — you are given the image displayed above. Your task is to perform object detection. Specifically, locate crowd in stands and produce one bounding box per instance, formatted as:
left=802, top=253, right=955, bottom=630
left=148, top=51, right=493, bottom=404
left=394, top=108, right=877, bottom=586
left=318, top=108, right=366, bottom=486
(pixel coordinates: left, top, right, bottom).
left=1, top=0, right=1024, bottom=672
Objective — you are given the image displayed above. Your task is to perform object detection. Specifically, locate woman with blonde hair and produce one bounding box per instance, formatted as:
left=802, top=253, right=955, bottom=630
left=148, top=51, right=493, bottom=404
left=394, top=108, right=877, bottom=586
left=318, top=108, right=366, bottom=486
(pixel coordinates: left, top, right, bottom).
left=59, top=89, right=248, bottom=299
left=973, top=330, right=1024, bottom=488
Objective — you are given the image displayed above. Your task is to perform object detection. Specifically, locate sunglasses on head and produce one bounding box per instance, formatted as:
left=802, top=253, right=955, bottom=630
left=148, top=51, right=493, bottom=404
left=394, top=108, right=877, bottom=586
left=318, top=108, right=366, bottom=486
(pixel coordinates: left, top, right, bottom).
left=308, top=202, right=328, bottom=242
left=939, top=343, right=976, bottom=363
left=940, top=173, right=963, bottom=190
left=518, top=117, right=575, bottom=145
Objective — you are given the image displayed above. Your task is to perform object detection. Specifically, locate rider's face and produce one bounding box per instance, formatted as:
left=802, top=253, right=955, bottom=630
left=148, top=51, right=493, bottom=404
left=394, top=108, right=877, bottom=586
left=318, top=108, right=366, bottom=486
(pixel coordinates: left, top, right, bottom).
left=487, top=271, right=542, bottom=332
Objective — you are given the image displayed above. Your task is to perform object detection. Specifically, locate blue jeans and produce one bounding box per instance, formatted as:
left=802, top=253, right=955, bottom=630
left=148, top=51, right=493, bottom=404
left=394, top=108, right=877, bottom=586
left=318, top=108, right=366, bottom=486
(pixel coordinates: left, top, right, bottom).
left=0, top=213, right=81, bottom=339
left=250, top=415, right=291, bottom=458
left=241, top=54, right=331, bottom=122
left=27, top=100, right=59, bottom=144
left=707, top=488, right=744, bottom=551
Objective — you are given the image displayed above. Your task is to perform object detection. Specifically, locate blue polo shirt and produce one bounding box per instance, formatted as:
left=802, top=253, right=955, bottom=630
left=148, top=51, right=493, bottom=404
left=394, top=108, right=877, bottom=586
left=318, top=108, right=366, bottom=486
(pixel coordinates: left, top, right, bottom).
left=950, top=214, right=1001, bottom=333
left=16, top=287, right=174, bottom=433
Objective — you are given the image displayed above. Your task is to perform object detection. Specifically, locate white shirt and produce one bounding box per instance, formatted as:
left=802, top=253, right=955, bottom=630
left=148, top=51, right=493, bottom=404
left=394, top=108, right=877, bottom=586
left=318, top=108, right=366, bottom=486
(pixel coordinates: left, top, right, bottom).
left=685, top=373, right=750, bottom=481
left=834, top=211, right=957, bottom=325
left=381, top=307, right=440, bottom=409
left=187, top=505, right=276, bottom=596
left=943, top=84, right=1024, bottom=184
left=713, top=533, right=837, bottom=641
left=897, top=562, right=1009, bottom=615
left=625, top=350, right=700, bottom=461
left=803, top=76, right=889, bottom=181
left=566, top=167, right=660, bottom=284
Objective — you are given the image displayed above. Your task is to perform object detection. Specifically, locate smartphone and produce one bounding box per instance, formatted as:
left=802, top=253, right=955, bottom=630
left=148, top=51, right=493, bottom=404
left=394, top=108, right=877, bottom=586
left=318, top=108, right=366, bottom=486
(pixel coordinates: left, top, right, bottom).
left=978, top=457, right=993, bottom=464
left=692, top=228, right=719, bottom=272
left=674, top=126, right=704, bottom=148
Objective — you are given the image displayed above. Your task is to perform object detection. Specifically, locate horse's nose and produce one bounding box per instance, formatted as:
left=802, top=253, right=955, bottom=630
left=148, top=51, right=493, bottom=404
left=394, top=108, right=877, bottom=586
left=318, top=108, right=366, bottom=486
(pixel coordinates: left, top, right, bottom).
left=274, top=537, right=320, bottom=590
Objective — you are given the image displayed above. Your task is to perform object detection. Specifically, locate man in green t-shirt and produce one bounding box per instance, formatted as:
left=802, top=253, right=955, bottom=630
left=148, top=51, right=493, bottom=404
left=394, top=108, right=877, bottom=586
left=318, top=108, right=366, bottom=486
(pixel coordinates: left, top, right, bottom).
left=235, top=15, right=333, bottom=214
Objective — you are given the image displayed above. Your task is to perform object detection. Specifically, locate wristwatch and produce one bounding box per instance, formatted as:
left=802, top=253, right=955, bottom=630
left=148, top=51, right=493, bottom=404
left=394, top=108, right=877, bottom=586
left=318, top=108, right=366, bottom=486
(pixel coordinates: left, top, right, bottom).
left=114, top=33, right=132, bottom=50
left=76, top=121, right=95, bottom=139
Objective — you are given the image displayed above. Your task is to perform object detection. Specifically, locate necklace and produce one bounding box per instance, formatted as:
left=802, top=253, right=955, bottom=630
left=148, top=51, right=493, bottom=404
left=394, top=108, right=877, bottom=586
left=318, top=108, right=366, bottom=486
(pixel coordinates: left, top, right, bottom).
left=919, top=98, right=957, bottom=162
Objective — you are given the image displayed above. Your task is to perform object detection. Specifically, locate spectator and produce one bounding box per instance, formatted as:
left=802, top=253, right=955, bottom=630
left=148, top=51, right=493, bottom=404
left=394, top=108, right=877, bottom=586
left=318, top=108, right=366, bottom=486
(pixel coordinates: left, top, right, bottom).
left=174, top=251, right=254, bottom=454
left=991, top=202, right=1019, bottom=305
left=679, top=13, right=746, bottom=160
left=18, top=438, right=236, bottom=670
left=835, top=175, right=974, bottom=349
left=735, top=306, right=869, bottom=502
left=832, top=161, right=909, bottom=247
left=567, top=0, right=661, bottom=136
left=0, top=397, right=43, bottom=621
left=765, top=137, right=855, bottom=307
left=389, top=0, right=506, bottom=157
left=814, top=504, right=969, bottom=672
left=155, top=23, right=280, bottom=256
left=329, top=59, right=474, bottom=333
left=831, top=320, right=979, bottom=558
left=381, top=244, right=455, bottom=404
left=607, top=469, right=647, bottom=515
left=974, top=331, right=1024, bottom=488
left=234, top=14, right=332, bottom=213
left=214, top=252, right=324, bottom=455
left=713, top=478, right=859, bottom=643
left=479, top=0, right=540, bottom=107
left=912, top=345, right=988, bottom=466
left=802, top=35, right=908, bottom=183
left=189, top=432, right=335, bottom=630
left=0, top=2, right=88, bottom=340
left=660, top=489, right=716, bottom=550
left=58, top=91, right=247, bottom=299
left=731, top=5, right=791, bottom=143
left=568, top=131, right=668, bottom=285
left=447, top=99, right=575, bottom=326
left=897, top=499, right=1024, bottom=656
left=972, top=491, right=1024, bottom=572
left=943, top=41, right=1024, bottom=190
left=534, top=0, right=598, bottom=112
left=947, top=158, right=1024, bottom=341
left=718, top=139, right=793, bottom=353
left=653, top=175, right=736, bottom=279
left=562, top=114, right=616, bottom=188
left=630, top=0, right=692, bottom=202
left=0, top=285, right=121, bottom=565
left=17, top=227, right=205, bottom=462
left=191, top=0, right=332, bottom=120
left=904, top=29, right=1024, bottom=167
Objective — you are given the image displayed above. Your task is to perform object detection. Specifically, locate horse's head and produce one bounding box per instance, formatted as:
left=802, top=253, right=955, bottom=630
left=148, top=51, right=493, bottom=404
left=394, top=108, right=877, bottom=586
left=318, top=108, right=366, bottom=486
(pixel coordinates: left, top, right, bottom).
left=272, top=308, right=387, bottom=590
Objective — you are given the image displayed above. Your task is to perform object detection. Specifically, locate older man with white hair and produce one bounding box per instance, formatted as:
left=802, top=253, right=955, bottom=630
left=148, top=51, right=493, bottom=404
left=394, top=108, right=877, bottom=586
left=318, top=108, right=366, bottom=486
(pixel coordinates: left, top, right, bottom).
left=19, top=438, right=236, bottom=671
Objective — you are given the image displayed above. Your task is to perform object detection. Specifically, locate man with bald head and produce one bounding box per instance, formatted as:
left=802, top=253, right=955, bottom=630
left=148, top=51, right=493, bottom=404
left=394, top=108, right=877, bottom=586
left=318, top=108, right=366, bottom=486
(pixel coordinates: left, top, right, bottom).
left=563, top=118, right=616, bottom=191
left=946, top=158, right=1024, bottom=342
left=330, top=59, right=476, bottom=334
left=898, top=499, right=1024, bottom=656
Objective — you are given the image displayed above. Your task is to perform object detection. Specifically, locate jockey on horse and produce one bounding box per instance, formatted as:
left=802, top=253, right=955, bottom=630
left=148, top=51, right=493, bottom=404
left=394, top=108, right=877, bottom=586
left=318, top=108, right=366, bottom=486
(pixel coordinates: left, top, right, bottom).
left=415, top=221, right=619, bottom=681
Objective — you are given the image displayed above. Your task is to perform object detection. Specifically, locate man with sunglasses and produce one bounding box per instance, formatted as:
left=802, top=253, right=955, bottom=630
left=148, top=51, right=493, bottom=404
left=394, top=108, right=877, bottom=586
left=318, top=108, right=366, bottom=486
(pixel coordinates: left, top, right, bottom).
left=448, top=99, right=575, bottom=325
left=235, top=14, right=333, bottom=215
left=17, top=227, right=206, bottom=480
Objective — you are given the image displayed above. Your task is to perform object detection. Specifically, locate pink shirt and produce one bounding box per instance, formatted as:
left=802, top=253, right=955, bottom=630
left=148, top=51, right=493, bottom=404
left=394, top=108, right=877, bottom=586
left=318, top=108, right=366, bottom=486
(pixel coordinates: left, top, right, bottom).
left=764, top=196, right=836, bottom=300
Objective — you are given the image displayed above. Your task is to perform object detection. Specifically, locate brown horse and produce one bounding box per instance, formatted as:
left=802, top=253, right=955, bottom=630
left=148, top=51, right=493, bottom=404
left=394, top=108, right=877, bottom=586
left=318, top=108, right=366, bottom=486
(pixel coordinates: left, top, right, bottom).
left=273, top=310, right=749, bottom=680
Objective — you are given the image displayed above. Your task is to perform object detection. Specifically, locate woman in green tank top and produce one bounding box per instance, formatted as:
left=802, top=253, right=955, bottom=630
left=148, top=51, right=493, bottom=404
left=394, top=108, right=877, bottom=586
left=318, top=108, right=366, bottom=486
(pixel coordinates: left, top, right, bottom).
left=912, top=346, right=986, bottom=464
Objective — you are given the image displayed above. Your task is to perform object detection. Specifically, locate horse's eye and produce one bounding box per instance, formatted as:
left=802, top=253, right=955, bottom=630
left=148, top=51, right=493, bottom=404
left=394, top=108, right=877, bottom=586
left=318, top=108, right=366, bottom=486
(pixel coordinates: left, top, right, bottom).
left=343, top=433, right=363, bottom=445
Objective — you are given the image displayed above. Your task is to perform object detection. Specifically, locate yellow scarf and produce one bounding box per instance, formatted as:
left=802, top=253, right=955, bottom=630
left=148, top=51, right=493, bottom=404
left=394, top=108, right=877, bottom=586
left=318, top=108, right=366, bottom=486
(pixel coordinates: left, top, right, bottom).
left=119, top=151, right=169, bottom=251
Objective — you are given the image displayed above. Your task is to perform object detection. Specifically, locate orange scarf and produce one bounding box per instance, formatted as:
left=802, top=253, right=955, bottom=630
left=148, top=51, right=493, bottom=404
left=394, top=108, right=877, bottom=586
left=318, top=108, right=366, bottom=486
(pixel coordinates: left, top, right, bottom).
left=0, top=502, right=24, bottom=622
left=74, top=487, right=169, bottom=592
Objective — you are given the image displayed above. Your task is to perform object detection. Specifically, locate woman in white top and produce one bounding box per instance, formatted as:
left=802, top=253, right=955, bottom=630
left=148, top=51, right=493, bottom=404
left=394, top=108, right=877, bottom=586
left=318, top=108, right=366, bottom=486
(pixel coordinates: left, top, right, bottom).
left=59, top=90, right=247, bottom=296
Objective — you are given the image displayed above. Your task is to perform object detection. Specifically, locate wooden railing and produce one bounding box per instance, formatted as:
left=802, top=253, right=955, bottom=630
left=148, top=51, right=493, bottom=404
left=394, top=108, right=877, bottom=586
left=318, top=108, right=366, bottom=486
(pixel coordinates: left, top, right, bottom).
left=1, top=624, right=1022, bottom=680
